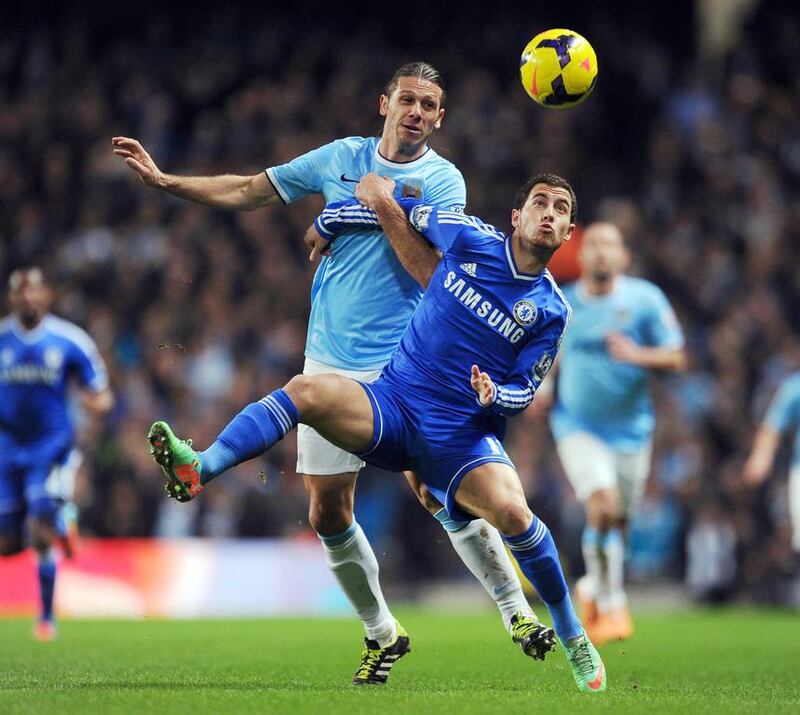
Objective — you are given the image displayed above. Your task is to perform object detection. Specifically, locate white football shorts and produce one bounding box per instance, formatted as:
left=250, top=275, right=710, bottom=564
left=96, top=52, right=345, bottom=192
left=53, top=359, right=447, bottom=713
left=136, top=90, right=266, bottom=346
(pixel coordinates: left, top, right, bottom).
left=296, top=356, right=383, bottom=476
left=790, top=466, right=800, bottom=551
left=556, top=431, right=652, bottom=516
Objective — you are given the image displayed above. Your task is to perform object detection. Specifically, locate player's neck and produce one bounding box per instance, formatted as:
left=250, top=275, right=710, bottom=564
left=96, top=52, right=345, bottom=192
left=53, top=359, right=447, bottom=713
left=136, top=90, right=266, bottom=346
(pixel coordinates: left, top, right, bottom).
left=15, top=314, right=45, bottom=331
left=512, top=240, right=549, bottom=275
left=378, top=135, right=428, bottom=163
left=583, top=275, right=617, bottom=296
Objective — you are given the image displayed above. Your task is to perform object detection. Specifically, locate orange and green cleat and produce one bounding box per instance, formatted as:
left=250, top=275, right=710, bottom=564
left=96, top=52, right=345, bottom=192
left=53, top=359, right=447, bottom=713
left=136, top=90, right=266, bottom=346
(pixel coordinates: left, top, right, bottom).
left=147, top=421, right=203, bottom=502
left=562, top=631, right=606, bottom=693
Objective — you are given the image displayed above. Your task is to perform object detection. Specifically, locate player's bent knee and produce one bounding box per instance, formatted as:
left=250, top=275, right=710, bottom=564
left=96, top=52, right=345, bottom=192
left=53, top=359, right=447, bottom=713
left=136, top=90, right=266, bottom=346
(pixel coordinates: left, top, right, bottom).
left=28, top=520, right=56, bottom=553
left=0, top=534, right=25, bottom=556
left=308, top=503, right=353, bottom=536
left=493, top=502, right=534, bottom=536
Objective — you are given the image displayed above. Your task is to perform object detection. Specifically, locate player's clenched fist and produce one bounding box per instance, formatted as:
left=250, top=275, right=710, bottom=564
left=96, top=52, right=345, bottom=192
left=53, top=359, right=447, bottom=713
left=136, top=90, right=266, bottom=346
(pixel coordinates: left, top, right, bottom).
left=471, top=365, right=496, bottom=406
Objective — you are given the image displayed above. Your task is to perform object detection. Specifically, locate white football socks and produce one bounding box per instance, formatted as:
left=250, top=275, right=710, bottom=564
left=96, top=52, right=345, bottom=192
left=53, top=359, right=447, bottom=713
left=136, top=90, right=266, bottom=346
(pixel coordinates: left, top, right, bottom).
left=443, top=516, right=534, bottom=633
left=319, top=521, right=397, bottom=647
left=584, top=527, right=628, bottom=613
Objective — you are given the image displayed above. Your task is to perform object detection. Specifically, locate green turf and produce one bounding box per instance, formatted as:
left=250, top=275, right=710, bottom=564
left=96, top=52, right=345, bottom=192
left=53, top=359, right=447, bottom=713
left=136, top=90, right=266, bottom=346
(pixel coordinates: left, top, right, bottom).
left=0, top=608, right=798, bottom=714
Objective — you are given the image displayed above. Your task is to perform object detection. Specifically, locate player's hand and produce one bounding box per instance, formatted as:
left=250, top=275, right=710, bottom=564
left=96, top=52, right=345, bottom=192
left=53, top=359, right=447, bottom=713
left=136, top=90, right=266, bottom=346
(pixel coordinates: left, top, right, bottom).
left=355, top=173, right=396, bottom=209
left=111, top=136, right=165, bottom=188
left=304, top=224, right=332, bottom=261
left=606, top=332, right=643, bottom=364
left=471, top=365, right=496, bottom=406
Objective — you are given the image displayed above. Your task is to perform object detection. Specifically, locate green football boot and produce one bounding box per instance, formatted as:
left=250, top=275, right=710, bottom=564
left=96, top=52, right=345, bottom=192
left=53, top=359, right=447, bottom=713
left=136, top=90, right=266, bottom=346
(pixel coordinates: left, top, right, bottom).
left=352, top=621, right=411, bottom=685
left=562, top=631, right=606, bottom=693
left=510, top=612, right=557, bottom=661
left=147, top=421, right=203, bottom=502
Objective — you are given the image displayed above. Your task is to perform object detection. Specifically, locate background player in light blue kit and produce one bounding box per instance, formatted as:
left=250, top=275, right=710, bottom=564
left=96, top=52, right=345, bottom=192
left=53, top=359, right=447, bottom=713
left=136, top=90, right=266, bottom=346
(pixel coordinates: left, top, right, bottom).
left=546, top=222, right=686, bottom=645
left=113, top=62, right=535, bottom=684
left=0, top=268, right=114, bottom=640
left=744, top=372, right=800, bottom=580
left=146, top=173, right=608, bottom=693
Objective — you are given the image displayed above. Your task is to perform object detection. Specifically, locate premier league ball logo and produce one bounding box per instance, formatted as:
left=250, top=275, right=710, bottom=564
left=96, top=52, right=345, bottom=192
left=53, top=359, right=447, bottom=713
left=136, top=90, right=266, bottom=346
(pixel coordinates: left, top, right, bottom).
left=513, top=300, right=537, bottom=326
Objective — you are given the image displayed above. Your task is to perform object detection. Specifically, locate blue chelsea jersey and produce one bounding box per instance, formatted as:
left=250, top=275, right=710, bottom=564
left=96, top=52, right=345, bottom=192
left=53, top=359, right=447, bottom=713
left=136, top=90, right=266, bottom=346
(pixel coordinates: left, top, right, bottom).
left=316, top=200, right=571, bottom=422
left=267, top=136, right=466, bottom=370
left=0, top=314, right=109, bottom=444
left=764, top=372, right=800, bottom=468
left=550, top=276, right=684, bottom=450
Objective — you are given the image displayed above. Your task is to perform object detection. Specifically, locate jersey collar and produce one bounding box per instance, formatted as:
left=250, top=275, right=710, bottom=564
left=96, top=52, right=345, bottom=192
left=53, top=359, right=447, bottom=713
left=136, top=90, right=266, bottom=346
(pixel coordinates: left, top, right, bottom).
left=374, top=141, right=435, bottom=169
left=10, top=314, right=50, bottom=343
left=504, top=236, right=543, bottom=281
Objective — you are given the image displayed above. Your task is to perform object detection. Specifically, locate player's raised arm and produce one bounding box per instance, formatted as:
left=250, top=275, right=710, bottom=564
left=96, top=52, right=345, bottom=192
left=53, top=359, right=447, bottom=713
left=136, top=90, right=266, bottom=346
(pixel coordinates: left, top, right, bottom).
left=111, top=136, right=281, bottom=210
left=356, top=173, right=441, bottom=288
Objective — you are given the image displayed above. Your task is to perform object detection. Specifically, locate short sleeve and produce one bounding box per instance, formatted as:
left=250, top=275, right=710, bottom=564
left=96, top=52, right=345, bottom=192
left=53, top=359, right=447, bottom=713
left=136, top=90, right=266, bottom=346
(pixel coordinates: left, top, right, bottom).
left=266, top=140, right=340, bottom=204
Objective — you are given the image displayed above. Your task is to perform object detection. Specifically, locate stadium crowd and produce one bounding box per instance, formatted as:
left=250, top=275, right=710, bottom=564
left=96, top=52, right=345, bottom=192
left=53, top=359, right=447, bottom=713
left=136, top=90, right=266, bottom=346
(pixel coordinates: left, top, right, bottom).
left=2, top=2, right=799, bottom=604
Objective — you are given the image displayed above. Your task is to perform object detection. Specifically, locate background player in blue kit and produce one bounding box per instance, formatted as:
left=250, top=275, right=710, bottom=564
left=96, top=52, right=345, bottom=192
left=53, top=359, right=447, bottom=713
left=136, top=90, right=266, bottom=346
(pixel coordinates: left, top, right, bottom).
left=545, top=222, right=686, bottom=645
left=113, top=62, right=536, bottom=684
left=145, top=173, right=608, bottom=693
left=744, top=372, right=800, bottom=581
left=0, top=268, right=114, bottom=640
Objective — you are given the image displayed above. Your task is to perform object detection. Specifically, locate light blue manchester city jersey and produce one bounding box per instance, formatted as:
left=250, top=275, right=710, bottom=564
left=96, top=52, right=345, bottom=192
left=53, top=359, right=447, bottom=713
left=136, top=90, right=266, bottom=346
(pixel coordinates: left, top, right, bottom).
left=267, top=136, right=466, bottom=370
left=0, top=314, right=108, bottom=445
left=550, top=276, right=683, bottom=450
left=764, top=372, right=800, bottom=468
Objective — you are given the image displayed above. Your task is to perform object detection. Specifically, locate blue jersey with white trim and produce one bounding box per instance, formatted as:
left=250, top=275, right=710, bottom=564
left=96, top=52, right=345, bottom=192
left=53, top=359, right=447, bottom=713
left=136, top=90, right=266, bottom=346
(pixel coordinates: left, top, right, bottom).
left=267, top=136, right=465, bottom=370
left=316, top=199, right=570, bottom=422
left=0, top=314, right=109, bottom=444
left=550, top=276, right=684, bottom=450
left=764, top=372, right=800, bottom=468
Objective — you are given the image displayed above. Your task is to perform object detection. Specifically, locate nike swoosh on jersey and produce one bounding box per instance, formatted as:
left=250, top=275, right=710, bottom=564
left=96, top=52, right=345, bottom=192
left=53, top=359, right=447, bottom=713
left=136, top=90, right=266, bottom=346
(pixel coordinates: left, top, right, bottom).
left=340, top=174, right=360, bottom=183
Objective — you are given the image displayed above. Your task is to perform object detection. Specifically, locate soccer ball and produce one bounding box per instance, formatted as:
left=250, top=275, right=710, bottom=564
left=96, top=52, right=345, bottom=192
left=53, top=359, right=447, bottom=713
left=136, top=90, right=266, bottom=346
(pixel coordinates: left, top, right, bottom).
left=519, top=29, right=598, bottom=108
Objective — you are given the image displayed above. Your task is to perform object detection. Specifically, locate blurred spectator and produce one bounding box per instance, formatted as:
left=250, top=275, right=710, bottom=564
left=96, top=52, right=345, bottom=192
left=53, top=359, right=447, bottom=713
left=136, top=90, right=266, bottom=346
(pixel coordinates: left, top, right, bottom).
left=2, top=1, right=799, bottom=600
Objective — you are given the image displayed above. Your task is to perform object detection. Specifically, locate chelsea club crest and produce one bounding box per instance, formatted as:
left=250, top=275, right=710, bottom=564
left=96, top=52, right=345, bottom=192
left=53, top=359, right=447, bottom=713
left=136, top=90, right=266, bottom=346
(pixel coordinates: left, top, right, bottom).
left=513, top=300, right=537, bottom=326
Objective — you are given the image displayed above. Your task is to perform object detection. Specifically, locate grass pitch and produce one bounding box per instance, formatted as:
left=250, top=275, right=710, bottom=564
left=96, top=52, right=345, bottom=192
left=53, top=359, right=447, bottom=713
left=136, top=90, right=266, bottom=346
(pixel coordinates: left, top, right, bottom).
left=0, top=608, right=798, bottom=714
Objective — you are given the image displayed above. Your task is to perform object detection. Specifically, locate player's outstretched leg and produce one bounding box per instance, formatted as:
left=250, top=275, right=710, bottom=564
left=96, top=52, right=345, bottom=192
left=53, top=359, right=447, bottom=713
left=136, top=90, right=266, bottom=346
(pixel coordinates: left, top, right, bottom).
left=352, top=620, right=411, bottom=685
left=147, top=389, right=301, bottom=501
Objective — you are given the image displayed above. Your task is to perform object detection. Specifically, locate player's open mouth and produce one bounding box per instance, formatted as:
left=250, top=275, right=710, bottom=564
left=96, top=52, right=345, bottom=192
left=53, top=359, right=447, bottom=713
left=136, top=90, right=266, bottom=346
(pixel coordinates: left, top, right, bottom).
left=401, top=124, right=422, bottom=134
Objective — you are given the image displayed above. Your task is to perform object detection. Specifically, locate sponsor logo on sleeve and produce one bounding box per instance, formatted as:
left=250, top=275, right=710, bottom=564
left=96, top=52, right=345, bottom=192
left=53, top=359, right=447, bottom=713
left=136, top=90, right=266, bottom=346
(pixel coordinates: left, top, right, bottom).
left=409, top=204, right=434, bottom=232
left=533, top=352, right=553, bottom=382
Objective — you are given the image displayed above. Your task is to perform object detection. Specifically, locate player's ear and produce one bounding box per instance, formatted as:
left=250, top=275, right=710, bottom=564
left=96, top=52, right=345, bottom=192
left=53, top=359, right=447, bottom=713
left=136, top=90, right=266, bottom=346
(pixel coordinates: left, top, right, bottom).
left=564, top=223, right=576, bottom=241
left=511, top=208, right=520, bottom=228
left=379, top=94, right=389, bottom=117
left=434, top=108, right=445, bottom=129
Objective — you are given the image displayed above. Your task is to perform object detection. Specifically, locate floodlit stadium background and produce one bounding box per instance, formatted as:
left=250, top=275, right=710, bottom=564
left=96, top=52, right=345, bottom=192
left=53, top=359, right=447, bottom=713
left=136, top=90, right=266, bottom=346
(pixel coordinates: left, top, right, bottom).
left=2, top=0, right=799, bottom=615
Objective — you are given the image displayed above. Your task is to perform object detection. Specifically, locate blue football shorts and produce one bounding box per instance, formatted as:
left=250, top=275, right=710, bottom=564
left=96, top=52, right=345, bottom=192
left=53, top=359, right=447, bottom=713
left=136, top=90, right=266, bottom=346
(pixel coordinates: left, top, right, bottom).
left=356, top=375, right=515, bottom=522
left=0, top=436, right=77, bottom=533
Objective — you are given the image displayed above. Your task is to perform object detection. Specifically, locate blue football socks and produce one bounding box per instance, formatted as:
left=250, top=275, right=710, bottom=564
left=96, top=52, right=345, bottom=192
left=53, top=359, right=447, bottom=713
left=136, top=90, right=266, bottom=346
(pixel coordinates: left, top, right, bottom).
left=504, top=516, right=583, bottom=642
left=37, top=549, right=57, bottom=623
left=199, top=389, right=299, bottom=483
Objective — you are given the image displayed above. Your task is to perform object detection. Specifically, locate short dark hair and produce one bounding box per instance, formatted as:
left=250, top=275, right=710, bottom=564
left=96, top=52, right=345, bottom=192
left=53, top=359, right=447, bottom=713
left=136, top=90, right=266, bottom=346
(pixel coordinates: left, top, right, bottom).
left=513, top=173, right=577, bottom=222
left=385, top=62, right=446, bottom=107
